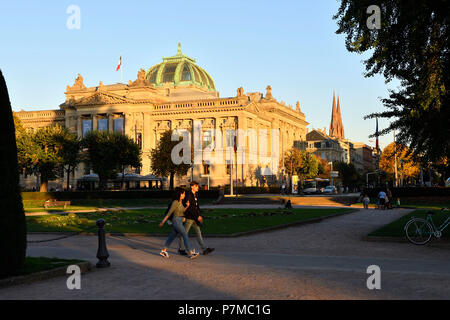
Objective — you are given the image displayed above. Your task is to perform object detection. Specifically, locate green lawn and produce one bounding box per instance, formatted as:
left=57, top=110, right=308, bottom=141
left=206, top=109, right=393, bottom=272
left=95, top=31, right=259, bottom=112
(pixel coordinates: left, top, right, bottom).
left=23, top=198, right=214, bottom=212
left=369, top=209, right=450, bottom=238
left=13, top=257, right=84, bottom=277
left=26, top=208, right=355, bottom=235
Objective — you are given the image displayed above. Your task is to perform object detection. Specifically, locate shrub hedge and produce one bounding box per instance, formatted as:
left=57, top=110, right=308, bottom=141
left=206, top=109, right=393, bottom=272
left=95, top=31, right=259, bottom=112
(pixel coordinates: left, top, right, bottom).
left=362, top=187, right=450, bottom=198
left=21, top=189, right=220, bottom=201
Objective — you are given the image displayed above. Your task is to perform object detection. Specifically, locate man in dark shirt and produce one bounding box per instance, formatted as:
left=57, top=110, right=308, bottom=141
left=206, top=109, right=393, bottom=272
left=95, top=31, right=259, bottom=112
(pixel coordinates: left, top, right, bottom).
left=178, top=181, right=215, bottom=255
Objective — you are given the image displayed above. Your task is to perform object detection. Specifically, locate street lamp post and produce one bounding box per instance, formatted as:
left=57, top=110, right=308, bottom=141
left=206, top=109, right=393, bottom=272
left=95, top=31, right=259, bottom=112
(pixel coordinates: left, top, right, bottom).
left=328, top=161, right=333, bottom=186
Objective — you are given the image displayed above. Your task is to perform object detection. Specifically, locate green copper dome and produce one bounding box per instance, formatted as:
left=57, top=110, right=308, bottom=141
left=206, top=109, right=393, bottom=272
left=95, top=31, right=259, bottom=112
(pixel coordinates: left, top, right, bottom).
left=146, top=43, right=216, bottom=91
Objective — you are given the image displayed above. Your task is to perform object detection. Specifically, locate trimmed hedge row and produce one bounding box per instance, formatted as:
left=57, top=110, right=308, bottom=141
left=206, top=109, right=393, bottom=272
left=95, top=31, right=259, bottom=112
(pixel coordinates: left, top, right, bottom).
left=21, top=190, right=220, bottom=201
left=217, top=186, right=281, bottom=194
left=362, top=187, right=450, bottom=198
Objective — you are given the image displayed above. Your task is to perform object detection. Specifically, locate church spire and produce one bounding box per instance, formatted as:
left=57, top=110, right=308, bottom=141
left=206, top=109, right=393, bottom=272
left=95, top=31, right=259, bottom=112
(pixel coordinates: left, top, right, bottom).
left=337, top=96, right=344, bottom=139
left=330, top=91, right=338, bottom=137
left=329, top=91, right=344, bottom=139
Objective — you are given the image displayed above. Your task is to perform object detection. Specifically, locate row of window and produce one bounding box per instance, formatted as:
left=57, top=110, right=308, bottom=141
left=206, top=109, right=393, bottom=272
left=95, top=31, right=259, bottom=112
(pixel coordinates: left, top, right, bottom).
left=82, top=117, right=124, bottom=137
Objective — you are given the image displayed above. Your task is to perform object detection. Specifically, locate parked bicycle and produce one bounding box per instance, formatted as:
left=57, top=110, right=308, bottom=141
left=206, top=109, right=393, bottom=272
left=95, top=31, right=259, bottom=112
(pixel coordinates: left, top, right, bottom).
left=404, top=210, right=450, bottom=245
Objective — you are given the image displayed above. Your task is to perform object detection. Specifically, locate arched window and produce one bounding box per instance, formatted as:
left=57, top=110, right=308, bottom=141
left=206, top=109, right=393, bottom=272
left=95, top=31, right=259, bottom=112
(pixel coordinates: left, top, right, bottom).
left=181, top=64, right=191, bottom=81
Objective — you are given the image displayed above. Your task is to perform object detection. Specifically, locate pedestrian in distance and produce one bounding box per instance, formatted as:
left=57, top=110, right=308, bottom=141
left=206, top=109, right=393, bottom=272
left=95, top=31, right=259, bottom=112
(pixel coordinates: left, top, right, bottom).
left=159, top=187, right=199, bottom=259
left=363, top=194, right=370, bottom=209
left=178, top=181, right=215, bottom=256
left=378, top=189, right=387, bottom=210
left=386, top=188, right=393, bottom=210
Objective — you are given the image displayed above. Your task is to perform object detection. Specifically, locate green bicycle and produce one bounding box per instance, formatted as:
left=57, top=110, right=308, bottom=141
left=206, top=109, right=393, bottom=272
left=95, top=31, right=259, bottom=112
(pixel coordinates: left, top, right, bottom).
left=404, top=210, right=450, bottom=245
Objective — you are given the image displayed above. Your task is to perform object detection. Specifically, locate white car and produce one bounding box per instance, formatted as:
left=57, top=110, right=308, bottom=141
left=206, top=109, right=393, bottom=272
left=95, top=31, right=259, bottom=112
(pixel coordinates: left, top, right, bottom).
left=322, top=185, right=337, bottom=194
left=303, top=187, right=318, bottom=194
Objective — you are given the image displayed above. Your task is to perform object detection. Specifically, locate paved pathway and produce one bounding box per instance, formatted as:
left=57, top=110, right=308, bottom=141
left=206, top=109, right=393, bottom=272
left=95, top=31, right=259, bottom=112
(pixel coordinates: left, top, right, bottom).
left=3, top=208, right=450, bottom=300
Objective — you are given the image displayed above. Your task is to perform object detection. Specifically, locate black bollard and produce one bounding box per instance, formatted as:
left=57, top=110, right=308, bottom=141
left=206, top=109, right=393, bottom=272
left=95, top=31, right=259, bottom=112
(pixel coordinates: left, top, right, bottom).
left=96, top=218, right=111, bottom=268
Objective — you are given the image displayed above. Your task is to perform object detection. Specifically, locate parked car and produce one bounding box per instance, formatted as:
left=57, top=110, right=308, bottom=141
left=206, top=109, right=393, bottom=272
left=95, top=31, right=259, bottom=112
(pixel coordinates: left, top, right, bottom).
left=303, top=186, right=318, bottom=194
left=322, top=185, right=337, bottom=194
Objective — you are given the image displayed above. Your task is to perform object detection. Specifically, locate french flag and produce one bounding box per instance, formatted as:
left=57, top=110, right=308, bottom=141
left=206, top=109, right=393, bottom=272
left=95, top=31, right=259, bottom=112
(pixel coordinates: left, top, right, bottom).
left=116, top=56, right=122, bottom=71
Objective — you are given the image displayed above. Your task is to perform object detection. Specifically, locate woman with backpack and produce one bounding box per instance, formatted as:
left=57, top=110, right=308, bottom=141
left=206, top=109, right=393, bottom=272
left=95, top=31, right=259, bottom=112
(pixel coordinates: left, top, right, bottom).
left=159, top=187, right=199, bottom=259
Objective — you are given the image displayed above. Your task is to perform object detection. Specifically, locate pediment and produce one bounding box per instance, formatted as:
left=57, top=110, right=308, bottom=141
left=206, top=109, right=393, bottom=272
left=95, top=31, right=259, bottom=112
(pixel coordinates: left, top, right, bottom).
left=245, top=102, right=261, bottom=114
left=73, top=92, right=132, bottom=106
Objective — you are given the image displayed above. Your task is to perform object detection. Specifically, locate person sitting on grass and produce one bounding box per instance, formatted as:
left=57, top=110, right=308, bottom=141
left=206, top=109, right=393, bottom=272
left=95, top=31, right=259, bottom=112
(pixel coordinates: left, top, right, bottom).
left=159, top=187, right=199, bottom=259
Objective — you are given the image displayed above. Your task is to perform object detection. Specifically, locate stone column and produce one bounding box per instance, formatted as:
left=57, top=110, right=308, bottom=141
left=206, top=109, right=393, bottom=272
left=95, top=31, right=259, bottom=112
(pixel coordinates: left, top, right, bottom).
left=237, top=114, right=248, bottom=186
left=107, top=113, right=114, bottom=132
left=77, top=116, right=82, bottom=138
left=92, top=114, right=98, bottom=131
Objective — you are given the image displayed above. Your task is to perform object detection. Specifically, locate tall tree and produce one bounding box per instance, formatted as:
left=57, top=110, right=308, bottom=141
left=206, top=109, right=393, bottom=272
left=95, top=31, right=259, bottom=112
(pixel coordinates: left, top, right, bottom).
left=334, top=1, right=450, bottom=164
left=0, top=70, right=27, bottom=278
left=150, top=130, right=191, bottom=190
left=298, top=151, right=320, bottom=182
left=55, top=129, right=81, bottom=191
left=379, top=142, right=420, bottom=183
left=283, top=148, right=303, bottom=176
left=334, top=161, right=360, bottom=188
left=82, top=131, right=141, bottom=190
left=16, top=126, right=70, bottom=192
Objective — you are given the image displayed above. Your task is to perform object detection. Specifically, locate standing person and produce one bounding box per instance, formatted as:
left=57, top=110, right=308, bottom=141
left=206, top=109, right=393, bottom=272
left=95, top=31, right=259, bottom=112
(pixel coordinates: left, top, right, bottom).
left=363, top=194, right=370, bottom=209
left=178, top=181, right=215, bottom=256
left=159, top=187, right=199, bottom=259
left=281, top=181, right=286, bottom=195
left=386, top=188, right=393, bottom=209
left=378, top=189, right=387, bottom=210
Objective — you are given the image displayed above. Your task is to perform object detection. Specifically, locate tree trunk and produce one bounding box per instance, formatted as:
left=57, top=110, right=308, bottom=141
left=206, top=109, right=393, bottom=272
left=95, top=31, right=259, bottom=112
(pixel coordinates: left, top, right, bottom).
left=66, top=165, right=70, bottom=191
left=40, top=174, right=48, bottom=192
left=169, top=171, right=175, bottom=190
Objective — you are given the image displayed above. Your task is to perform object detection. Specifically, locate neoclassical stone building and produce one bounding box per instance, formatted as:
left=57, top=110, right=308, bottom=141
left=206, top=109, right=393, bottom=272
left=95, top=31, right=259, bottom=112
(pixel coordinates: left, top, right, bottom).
left=16, top=44, right=309, bottom=189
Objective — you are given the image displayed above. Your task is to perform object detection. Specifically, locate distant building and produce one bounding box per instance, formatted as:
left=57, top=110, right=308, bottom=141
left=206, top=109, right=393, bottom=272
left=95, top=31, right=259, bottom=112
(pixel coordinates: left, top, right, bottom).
left=301, top=93, right=371, bottom=173
left=15, top=44, right=309, bottom=190
left=353, top=142, right=375, bottom=172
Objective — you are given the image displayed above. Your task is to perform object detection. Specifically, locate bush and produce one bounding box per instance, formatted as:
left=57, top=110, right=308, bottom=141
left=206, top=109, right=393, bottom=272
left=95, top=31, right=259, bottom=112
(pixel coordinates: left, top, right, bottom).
left=0, top=70, right=27, bottom=278
left=362, top=187, right=450, bottom=198
left=21, top=189, right=220, bottom=201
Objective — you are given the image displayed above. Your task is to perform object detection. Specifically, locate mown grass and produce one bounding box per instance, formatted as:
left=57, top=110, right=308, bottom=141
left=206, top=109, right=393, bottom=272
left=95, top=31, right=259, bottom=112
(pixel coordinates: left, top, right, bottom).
left=13, top=257, right=84, bottom=277
left=23, top=198, right=214, bottom=212
left=369, top=209, right=450, bottom=238
left=26, top=208, right=355, bottom=235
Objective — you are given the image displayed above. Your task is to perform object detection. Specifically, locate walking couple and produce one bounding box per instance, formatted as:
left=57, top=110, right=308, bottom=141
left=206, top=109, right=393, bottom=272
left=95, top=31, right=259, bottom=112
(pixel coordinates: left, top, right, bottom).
left=159, top=181, right=215, bottom=259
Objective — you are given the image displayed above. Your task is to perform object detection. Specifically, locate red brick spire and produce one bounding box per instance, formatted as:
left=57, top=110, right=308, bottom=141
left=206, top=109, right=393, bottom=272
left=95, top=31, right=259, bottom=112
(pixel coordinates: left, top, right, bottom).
left=329, top=92, right=344, bottom=139
left=337, top=96, right=344, bottom=139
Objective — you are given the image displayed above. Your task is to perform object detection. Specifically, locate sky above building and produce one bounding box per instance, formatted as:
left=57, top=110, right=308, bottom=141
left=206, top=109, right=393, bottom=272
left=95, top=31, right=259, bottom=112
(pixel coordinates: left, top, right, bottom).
left=0, top=0, right=397, bottom=150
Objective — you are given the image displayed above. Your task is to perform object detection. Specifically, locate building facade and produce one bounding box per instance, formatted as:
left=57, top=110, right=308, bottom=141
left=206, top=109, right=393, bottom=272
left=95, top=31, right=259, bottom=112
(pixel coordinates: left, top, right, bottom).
left=16, top=44, right=309, bottom=190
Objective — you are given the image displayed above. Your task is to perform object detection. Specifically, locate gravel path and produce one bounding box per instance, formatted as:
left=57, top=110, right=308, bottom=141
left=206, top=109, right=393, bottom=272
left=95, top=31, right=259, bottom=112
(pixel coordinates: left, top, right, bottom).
left=2, top=208, right=450, bottom=300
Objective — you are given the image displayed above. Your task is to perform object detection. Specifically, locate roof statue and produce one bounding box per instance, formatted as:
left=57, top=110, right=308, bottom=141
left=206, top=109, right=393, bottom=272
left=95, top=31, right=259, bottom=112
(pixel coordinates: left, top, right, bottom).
left=296, top=101, right=301, bottom=112
left=67, top=73, right=86, bottom=91
left=265, top=85, right=273, bottom=100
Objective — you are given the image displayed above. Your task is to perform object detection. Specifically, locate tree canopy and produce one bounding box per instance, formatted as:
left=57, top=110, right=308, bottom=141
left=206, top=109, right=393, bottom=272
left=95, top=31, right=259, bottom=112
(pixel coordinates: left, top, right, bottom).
left=282, top=148, right=319, bottom=181
left=15, top=125, right=78, bottom=192
left=334, top=1, right=450, bottom=164
left=82, top=131, right=141, bottom=189
left=379, top=142, right=420, bottom=182
left=150, top=130, right=191, bottom=189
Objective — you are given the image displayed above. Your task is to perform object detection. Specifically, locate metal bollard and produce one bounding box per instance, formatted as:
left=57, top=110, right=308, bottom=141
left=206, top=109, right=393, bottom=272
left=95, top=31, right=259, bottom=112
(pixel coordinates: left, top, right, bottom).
left=96, top=218, right=111, bottom=268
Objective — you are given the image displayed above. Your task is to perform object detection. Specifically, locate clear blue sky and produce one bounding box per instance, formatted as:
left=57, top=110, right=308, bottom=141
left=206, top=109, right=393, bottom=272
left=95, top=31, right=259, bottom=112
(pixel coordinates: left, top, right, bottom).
left=0, top=0, right=396, bottom=149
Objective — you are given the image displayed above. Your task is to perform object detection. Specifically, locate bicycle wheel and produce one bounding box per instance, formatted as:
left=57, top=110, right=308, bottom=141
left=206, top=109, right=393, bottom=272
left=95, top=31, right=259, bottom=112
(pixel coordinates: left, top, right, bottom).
left=404, top=218, right=433, bottom=245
